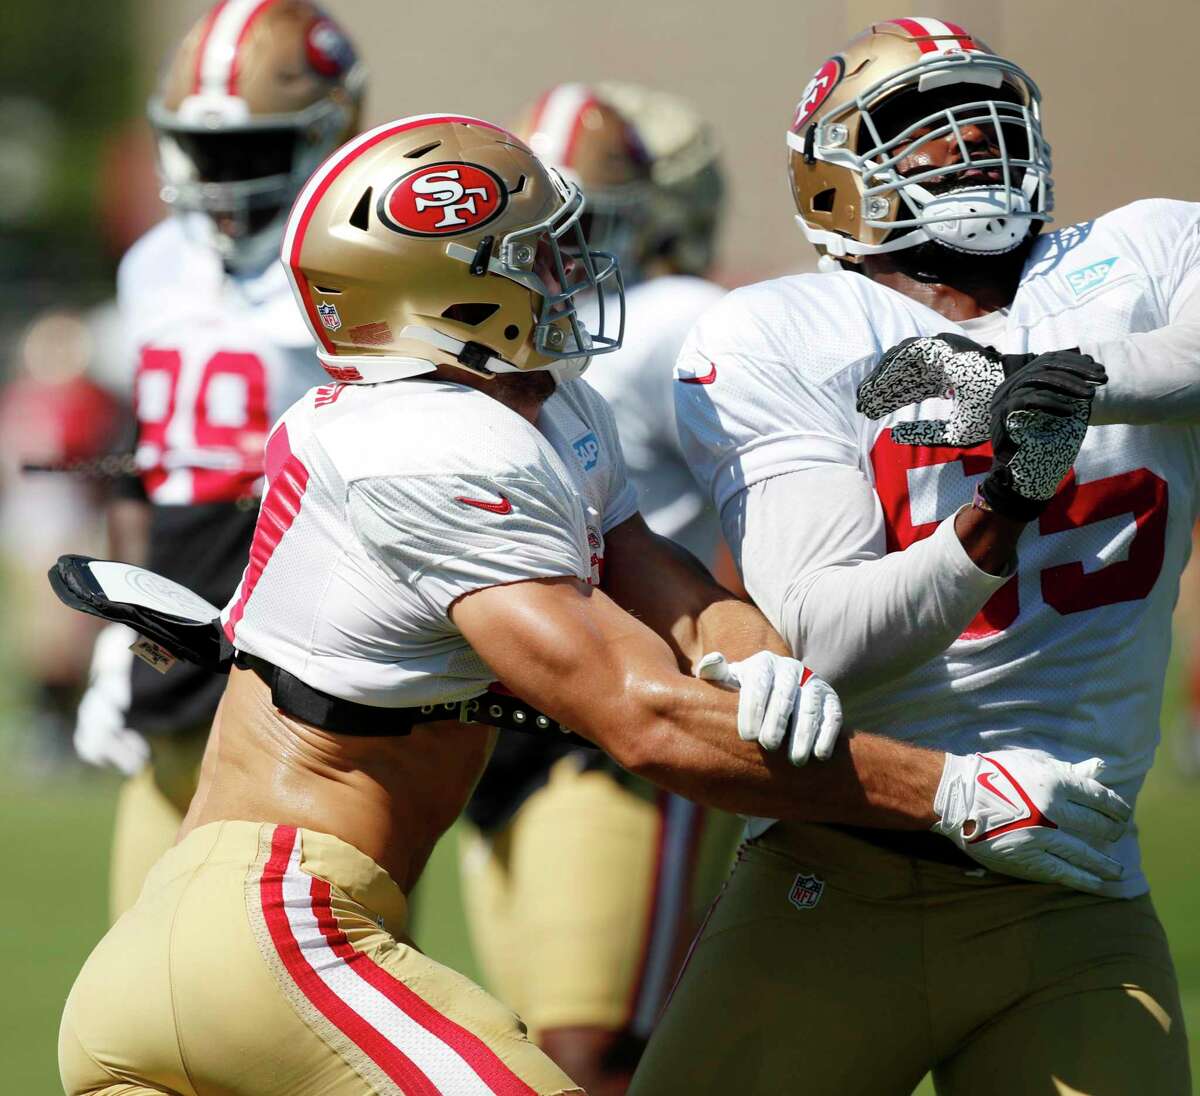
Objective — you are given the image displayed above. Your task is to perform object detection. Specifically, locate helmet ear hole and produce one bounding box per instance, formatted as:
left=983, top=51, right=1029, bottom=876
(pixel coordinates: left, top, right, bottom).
left=504, top=324, right=520, bottom=340
left=812, top=188, right=836, bottom=213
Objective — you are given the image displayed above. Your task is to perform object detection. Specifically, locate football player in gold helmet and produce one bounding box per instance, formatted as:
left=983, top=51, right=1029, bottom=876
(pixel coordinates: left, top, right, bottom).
left=71, top=0, right=364, bottom=921
left=637, top=17, right=1194, bottom=1094
left=58, top=113, right=1128, bottom=1096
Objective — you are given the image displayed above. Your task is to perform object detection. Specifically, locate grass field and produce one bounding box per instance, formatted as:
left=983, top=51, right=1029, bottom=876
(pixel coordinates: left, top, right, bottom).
left=2, top=696, right=1196, bottom=1094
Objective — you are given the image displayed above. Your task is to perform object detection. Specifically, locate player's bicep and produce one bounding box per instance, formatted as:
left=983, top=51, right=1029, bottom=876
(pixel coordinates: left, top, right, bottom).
left=450, top=574, right=680, bottom=744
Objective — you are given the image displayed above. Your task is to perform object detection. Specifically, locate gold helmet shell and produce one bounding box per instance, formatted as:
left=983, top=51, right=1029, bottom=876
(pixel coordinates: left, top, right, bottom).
left=284, top=114, right=625, bottom=385
left=786, top=16, right=1051, bottom=265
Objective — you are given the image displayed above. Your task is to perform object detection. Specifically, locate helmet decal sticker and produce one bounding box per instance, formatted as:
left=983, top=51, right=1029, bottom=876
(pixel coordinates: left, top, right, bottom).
left=305, top=16, right=356, bottom=78
left=791, top=57, right=844, bottom=134
left=377, top=162, right=508, bottom=237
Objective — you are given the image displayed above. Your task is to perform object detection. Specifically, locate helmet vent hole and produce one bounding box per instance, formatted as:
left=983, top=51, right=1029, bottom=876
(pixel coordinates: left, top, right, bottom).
left=441, top=303, right=500, bottom=326
left=504, top=324, right=520, bottom=340
left=405, top=140, right=442, bottom=159
left=349, top=187, right=372, bottom=231
left=812, top=188, right=836, bottom=213
left=313, top=285, right=342, bottom=294
left=510, top=174, right=527, bottom=195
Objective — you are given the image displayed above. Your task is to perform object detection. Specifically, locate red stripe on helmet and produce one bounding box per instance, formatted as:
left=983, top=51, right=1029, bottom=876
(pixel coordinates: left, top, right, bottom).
left=288, top=116, right=511, bottom=354
left=939, top=19, right=981, bottom=50
left=886, top=17, right=940, bottom=52
left=191, top=0, right=231, bottom=93
left=227, top=0, right=279, bottom=95
left=561, top=94, right=601, bottom=168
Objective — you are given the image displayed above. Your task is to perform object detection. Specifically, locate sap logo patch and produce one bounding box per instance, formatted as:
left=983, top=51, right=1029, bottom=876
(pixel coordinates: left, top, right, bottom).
left=788, top=872, right=825, bottom=911
left=1065, top=257, right=1118, bottom=297
left=573, top=431, right=600, bottom=471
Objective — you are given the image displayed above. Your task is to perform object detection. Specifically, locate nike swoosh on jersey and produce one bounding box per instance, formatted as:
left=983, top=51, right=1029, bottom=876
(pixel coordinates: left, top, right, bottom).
left=456, top=494, right=512, bottom=514
left=679, top=362, right=717, bottom=385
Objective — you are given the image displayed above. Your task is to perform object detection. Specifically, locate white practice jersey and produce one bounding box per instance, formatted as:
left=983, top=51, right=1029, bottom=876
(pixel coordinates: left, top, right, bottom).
left=119, top=216, right=323, bottom=504
left=221, top=377, right=637, bottom=707
left=676, top=199, right=1200, bottom=896
left=585, top=276, right=726, bottom=560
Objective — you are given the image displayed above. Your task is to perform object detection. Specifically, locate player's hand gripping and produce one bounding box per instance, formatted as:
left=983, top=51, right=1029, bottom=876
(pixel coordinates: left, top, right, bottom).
left=932, top=748, right=1132, bottom=893
left=74, top=622, right=150, bottom=777
left=856, top=333, right=1107, bottom=520
left=695, top=651, right=842, bottom=765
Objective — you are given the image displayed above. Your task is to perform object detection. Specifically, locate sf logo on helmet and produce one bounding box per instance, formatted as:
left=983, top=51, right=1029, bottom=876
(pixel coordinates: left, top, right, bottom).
left=378, top=162, right=509, bottom=237
left=791, top=57, right=844, bottom=132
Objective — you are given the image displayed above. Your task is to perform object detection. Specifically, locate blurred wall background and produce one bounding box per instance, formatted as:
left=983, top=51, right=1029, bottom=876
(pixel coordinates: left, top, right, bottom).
left=135, top=0, right=1200, bottom=282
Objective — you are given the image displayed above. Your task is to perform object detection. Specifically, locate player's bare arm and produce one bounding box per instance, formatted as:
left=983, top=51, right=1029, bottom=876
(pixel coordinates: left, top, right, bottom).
left=450, top=563, right=1130, bottom=892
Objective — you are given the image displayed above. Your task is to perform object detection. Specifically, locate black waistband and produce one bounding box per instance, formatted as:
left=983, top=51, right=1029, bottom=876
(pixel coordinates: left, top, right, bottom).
left=235, top=651, right=593, bottom=746
left=830, top=824, right=976, bottom=870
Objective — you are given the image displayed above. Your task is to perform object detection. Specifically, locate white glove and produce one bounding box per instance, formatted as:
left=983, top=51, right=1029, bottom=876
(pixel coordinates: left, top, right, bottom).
left=932, top=749, right=1132, bottom=893
left=74, top=623, right=150, bottom=777
left=695, top=651, right=842, bottom=765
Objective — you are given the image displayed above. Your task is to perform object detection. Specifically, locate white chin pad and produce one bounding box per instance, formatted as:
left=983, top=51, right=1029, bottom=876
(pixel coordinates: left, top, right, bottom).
left=920, top=187, right=1032, bottom=254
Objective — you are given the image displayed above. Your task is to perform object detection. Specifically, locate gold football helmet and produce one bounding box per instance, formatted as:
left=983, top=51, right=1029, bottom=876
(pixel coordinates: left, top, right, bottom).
left=515, top=83, right=724, bottom=281
left=283, top=114, right=624, bottom=385
left=514, top=85, right=653, bottom=281
left=787, top=16, right=1051, bottom=265
left=150, top=0, right=365, bottom=273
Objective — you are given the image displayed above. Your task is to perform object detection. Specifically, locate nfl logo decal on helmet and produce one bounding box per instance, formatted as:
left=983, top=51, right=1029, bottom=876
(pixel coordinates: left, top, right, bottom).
left=317, top=301, right=342, bottom=330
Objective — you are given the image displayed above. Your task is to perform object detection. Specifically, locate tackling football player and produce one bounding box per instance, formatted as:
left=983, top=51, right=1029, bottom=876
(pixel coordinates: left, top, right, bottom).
left=71, top=0, right=364, bottom=918
left=59, top=115, right=1129, bottom=1096
left=456, top=84, right=739, bottom=1093
left=650, top=16, right=1194, bottom=1094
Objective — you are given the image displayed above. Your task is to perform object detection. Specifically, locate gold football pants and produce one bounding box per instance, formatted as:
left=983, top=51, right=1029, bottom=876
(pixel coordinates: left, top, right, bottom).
left=631, top=821, right=1191, bottom=1096
left=61, top=821, right=580, bottom=1095
left=458, top=758, right=743, bottom=1039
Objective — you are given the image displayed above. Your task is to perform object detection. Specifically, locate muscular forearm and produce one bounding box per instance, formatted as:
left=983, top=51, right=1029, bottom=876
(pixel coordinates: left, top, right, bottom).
left=616, top=680, right=940, bottom=829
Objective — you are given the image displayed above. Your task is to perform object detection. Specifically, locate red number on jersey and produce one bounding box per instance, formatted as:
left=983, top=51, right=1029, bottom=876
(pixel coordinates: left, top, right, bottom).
left=134, top=346, right=270, bottom=503
left=870, top=428, right=1168, bottom=638
left=223, top=423, right=309, bottom=642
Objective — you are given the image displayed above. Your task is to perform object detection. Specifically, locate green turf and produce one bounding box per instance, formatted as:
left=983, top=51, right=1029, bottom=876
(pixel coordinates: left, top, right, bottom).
left=2, top=714, right=1196, bottom=1094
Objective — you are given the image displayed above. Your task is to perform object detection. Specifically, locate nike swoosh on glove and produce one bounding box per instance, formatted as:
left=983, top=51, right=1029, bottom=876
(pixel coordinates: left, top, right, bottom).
left=695, top=651, right=842, bottom=766
left=932, top=749, right=1131, bottom=894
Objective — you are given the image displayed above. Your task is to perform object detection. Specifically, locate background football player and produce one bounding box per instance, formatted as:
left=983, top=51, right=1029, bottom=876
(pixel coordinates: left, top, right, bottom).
left=72, top=0, right=365, bottom=919
left=643, top=16, right=1194, bottom=1094
left=455, top=83, right=739, bottom=1093
left=58, top=113, right=1129, bottom=1096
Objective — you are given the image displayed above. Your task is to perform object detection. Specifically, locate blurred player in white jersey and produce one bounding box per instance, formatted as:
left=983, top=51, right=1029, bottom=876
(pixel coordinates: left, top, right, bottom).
left=56, top=113, right=1131, bottom=1096
left=637, top=17, right=1194, bottom=1094
left=456, top=84, right=738, bottom=1092
left=72, top=0, right=364, bottom=918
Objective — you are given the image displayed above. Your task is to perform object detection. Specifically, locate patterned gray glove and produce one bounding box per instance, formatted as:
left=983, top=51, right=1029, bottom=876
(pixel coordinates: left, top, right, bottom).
left=856, top=332, right=1018, bottom=446
left=857, top=334, right=1105, bottom=520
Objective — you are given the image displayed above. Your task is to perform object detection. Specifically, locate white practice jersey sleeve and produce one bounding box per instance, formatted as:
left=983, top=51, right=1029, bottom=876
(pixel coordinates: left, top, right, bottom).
left=348, top=468, right=588, bottom=619
left=1082, top=202, right=1200, bottom=424
left=675, top=282, right=1009, bottom=693
left=727, top=469, right=1009, bottom=690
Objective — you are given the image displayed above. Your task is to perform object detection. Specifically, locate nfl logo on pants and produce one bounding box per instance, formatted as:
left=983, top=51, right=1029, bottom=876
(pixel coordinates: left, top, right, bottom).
left=789, top=872, right=825, bottom=910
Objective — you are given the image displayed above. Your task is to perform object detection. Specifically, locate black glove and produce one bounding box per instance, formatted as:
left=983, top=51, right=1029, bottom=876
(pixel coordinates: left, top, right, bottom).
left=978, top=350, right=1107, bottom=520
